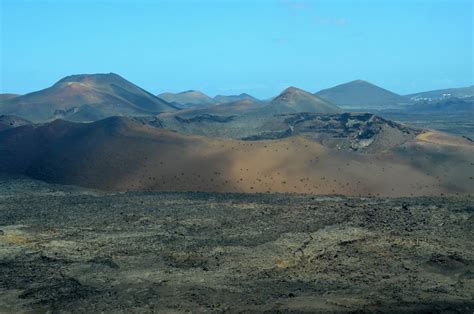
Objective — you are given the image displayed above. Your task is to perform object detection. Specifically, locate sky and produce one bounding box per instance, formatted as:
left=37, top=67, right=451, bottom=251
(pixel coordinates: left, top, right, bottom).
left=0, top=0, right=473, bottom=98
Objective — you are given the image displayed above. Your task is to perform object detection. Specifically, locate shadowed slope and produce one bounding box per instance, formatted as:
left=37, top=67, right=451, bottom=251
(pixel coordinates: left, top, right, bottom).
left=0, top=115, right=32, bottom=131
left=0, top=73, right=177, bottom=122
left=0, top=117, right=472, bottom=196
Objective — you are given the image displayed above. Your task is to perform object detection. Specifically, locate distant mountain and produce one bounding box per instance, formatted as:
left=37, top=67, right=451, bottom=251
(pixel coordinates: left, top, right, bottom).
left=144, top=86, right=342, bottom=137
left=0, top=94, right=20, bottom=101
left=161, top=99, right=264, bottom=119
left=268, top=87, right=341, bottom=114
left=0, top=115, right=32, bottom=131
left=407, top=96, right=474, bottom=113
left=0, top=73, right=177, bottom=122
left=157, top=90, right=215, bottom=108
left=158, top=86, right=341, bottom=123
left=315, top=80, right=408, bottom=109
left=214, top=93, right=258, bottom=104
left=406, top=86, right=474, bottom=101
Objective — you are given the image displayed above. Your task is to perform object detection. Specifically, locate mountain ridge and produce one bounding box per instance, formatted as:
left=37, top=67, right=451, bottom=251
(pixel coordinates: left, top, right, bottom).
left=0, top=73, right=177, bottom=122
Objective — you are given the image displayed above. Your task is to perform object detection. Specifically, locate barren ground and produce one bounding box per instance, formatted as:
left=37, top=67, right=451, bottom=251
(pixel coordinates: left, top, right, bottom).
left=0, top=176, right=473, bottom=313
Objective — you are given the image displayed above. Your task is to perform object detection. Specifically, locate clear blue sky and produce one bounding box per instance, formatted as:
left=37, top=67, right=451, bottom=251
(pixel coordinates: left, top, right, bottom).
left=1, top=0, right=472, bottom=98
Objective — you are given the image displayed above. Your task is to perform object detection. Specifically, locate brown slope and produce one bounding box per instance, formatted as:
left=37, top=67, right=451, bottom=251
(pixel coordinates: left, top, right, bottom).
left=0, top=73, right=177, bottom=122
left=0, top=117, right=472, bottom=196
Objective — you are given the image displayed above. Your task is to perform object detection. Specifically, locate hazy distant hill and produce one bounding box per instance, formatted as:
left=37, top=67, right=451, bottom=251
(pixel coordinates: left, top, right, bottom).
left=0, top=73, right=177, bottom=122
left=157, top=90, right=216, bottom=108
left=214, top=93, right=258, bottom=104
left=315, top=80, right=408, bottom=109
left=0, top=116, right=471, bottom=196
left=0, top=94, right=20, bottom=101
left=160, top=99, right=265, bottom=119
left=157, top=92, right=259, bottom=108
left=406, top=85, right=474, bottom=101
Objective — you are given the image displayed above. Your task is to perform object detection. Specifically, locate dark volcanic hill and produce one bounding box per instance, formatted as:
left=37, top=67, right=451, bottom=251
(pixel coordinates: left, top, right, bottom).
left=214, top=93, right=258, bottom=104
left=0, top=116, right=472, bottom=196
left=315, top=80, right=408, bottom=109
left=267, top=87, right=341, bottom=114
left=0, top=73, right=177, bottom=122
left=157, top=90, right=216, bottom=108
left=406, top=85, right=474, bottom=101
